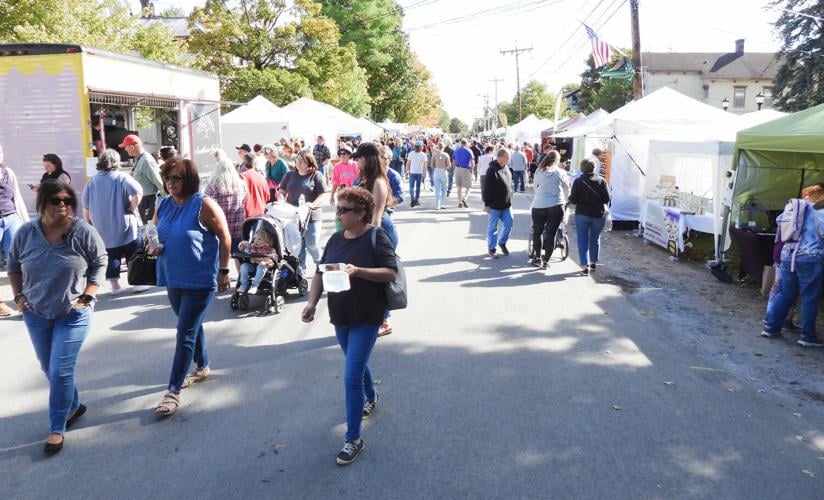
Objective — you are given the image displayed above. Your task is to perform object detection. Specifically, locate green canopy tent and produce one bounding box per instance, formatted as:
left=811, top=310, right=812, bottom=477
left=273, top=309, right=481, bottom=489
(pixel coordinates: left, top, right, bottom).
left=732, top=102, right=824, bottom=209
left=717, top=103, right=824, bottom=279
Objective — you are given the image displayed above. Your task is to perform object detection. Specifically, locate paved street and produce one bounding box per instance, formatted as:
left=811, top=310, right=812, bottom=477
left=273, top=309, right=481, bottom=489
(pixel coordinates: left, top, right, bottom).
left=1, top=184, right=822, bottom=499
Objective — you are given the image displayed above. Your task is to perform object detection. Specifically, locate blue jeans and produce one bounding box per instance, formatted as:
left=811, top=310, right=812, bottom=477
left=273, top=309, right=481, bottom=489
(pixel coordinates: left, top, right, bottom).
left=390, top=160, right=403, bottom=177
left=381, top=212, right=398, bottom=250
left=575, top=214, right=606, bottom=266
left=105, top=239, right=139, bottom=280
left=334, top=324, right=379, bottom=442
left=433, top=168, right=448, bottom=208
left=409, top=173, right=423, bottom=202
left=487, top=208, right=513, bottom=251
left=166, top=288, right=215, bottom=393
left=512, top=170, right=526, bottom=192
left=447, top=169, right=455, bottom=194
left=24, top=306, right=93, bottom=434
left=0, top=212, right=22, bottom=258
left=299, top=219, right=322, bottom=271
left=764, top=260, right=824, bottom=341
left=239, top=262, right=268, bottom=288
left=427, top=167, right=434, bottom=187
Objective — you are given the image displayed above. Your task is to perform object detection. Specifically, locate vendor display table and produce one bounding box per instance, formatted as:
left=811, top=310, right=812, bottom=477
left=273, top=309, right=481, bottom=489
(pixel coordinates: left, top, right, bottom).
left=639, top=200, right=716, bottom=256
left=729, top=227, right=775, bottom=283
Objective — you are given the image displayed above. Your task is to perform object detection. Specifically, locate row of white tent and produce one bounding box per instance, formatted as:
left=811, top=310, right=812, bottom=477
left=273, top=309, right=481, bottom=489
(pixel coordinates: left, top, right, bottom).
left=550, top=87, right=788, bottom=260
left=221, top=95, right=388, bottom=152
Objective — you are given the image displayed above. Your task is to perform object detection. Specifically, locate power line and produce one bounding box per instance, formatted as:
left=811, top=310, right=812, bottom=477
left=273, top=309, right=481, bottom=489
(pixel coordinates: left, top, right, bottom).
left=405, top=0, right=567, bottom=32
left=524, top=0, right=611, bottom=80
left=549, top=0, right=628, bottom=76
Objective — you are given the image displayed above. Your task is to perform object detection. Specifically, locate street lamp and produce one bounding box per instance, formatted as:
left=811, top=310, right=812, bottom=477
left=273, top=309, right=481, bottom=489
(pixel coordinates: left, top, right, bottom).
left=756, top=91, right=765, bottom=111
left=722, top=97, right=730, bottom=111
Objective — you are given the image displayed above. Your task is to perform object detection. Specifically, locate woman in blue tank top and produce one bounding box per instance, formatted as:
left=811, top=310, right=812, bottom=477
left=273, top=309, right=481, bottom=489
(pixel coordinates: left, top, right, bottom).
left=150, top=157, right=231, bottom=417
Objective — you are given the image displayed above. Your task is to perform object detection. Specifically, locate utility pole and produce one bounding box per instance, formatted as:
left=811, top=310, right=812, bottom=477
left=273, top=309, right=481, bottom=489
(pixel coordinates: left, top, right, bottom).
left=477, top=94, right=490, bottom=131
left=500, top=43, right=533, bottom=121
left=630, top=0, right=643, bottom=99
left=488, top=76, right=504, bottom=129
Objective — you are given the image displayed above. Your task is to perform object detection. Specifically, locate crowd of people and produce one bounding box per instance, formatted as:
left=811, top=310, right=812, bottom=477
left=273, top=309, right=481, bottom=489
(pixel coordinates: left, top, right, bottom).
left=5, top=126, right=818, bottom=467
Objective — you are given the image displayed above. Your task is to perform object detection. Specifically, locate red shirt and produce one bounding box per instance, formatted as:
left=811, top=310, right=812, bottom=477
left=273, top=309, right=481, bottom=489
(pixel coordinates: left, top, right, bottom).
left=524, top=147, right=534, bottom=164
left=240, top=169, right=270, bottom=218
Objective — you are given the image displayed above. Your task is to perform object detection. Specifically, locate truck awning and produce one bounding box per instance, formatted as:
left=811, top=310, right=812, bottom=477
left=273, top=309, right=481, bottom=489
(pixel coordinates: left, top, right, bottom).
left=87, top=89, right=240, bottom=109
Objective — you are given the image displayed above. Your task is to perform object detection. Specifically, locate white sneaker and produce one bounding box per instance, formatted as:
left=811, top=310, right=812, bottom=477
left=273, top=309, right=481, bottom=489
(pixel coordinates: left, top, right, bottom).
left=248, top=285, right=259, bottom=295
left=133, top=285, right=151, bottom=294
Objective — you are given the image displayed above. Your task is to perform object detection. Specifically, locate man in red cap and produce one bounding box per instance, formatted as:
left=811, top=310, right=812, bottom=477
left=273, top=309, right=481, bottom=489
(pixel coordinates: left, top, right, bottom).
left=120, top=134, right=163, bottom=223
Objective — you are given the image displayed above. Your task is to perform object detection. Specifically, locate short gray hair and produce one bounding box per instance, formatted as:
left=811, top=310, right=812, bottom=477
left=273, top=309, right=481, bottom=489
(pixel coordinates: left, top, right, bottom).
left=97, top=149, right=121, bottom=171
left=496, top=148, right=509, bottom=159
left=261, top=144, right=277, bottom=155
left=580, top=159, right=596, bottom=174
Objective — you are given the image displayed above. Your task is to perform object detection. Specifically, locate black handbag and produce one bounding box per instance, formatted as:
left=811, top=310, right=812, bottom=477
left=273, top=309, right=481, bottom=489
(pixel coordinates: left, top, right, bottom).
left=127, top=251, right=157, bottom=286
left=371, top=227, right=408, bottom=311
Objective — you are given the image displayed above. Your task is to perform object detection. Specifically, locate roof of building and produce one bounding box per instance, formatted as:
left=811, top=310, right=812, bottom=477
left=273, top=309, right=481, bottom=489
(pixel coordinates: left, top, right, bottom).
left=642, top=51, right=780, bottom=80
left=136, top=16, right=191, bottom=38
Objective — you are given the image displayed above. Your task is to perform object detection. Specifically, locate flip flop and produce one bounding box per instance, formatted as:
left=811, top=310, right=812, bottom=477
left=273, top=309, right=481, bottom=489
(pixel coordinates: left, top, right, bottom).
left=378, top=327, right=393, bottom=337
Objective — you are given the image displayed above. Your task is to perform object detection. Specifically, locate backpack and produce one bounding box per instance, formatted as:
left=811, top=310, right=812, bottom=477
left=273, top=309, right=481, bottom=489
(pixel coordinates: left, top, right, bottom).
left=775, top=198, right=808, bottom=271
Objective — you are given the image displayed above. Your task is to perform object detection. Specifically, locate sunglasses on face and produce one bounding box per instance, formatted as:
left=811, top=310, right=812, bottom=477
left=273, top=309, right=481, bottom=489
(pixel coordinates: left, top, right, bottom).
left=163, top=174, right=184, bottom=183
left=49, top=196, right=76, bottom=207
left=336, top=206, right=361, bottom=215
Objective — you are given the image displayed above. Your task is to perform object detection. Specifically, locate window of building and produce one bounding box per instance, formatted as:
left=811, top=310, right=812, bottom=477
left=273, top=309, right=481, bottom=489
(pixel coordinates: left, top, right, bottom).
left=762, top=87, right=773, bottom=108
left=733, top=86, right=746, bottom=108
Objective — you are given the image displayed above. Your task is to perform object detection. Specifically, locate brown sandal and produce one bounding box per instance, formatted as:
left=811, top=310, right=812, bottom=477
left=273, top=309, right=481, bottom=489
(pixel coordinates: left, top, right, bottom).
left=181, top=367, right=212, bottom=389
left=154, top=392, right=180, bottom=416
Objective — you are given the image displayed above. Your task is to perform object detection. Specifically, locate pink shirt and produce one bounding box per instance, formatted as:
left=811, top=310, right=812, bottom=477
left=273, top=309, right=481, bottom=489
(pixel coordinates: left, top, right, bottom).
left=332, top=160, right=359, bottom=188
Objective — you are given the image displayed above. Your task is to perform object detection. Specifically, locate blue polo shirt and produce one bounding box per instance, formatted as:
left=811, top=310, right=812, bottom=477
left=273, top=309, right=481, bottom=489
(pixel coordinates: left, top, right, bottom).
left=453, top=146, right=474, bottom=168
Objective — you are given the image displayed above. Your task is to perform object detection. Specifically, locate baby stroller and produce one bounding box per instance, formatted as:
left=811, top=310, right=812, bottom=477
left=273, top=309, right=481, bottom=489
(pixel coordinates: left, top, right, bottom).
left=229, top=213, right=309, bottom=314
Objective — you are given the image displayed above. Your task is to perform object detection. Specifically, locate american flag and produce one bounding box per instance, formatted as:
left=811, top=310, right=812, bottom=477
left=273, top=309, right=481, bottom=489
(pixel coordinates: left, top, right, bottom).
left=585, top=24, right=612, bottom=68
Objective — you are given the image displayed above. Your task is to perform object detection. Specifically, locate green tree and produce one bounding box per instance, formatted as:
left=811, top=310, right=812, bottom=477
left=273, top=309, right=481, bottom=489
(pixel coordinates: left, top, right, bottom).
left=498, top=80, right=569, bottom=124
left=448, top=117, right=468, bottom=134
left=319, top=1, right=442, bottom=123
left=576, top=53, right=633, bottom=113
left=189, top=0, right=371, bottom=116
left=160, top=7, right=187, bottom=17
left=0, top=0, right=187, bottom=65
left=770, top=0, right=824, bottom=111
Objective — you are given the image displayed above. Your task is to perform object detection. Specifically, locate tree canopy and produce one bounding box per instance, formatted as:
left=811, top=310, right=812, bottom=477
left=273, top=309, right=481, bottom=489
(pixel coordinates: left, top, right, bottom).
left=498, top=80, right=570, bottom=125
left=770, top=0, right=824, bottom=111
left=318, top=0, right=442, bottom=123
left=0, top=0, right=187, bottom=65
left=576, top=52, right=633, bottom=113
left=188, top=0, right=371, bottom=116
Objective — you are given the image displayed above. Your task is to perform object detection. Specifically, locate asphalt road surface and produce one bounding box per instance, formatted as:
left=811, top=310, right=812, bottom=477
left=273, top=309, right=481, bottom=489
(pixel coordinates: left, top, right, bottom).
left=1, top=183, right=822, bottom=499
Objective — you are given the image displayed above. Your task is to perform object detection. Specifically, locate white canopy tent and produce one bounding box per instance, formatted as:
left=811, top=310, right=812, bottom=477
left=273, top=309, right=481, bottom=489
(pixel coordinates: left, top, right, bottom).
left=736, top=109, right=788, bottom=130
left=282, top=97, right=367, bottom=145
left=221, top=95, right=291, bottom=152
left=379, top=120, right=407, bottom=135
left=550, top=109, right=612, bottom=171
left=586, top=87, right=740, bottom=221
left=505, top=114, right=554, bottom=145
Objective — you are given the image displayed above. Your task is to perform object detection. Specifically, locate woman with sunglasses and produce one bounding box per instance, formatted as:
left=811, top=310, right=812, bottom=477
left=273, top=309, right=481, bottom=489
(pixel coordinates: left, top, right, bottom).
left=302, top=187, right=398, bottom=466
left=150, top=156, right=232, bottom=417
left=8, top=180, right=107, bottom=455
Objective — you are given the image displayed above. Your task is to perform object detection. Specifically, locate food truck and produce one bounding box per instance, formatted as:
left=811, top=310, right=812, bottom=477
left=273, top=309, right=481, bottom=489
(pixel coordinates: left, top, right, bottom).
left=0, top=44, right=222, bottom=210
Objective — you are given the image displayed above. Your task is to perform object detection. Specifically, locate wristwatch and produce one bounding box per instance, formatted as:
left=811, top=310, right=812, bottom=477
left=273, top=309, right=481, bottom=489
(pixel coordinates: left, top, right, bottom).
left=77, top=294, right=96, bottom=306
left=218, top=268, right=230, bottom=276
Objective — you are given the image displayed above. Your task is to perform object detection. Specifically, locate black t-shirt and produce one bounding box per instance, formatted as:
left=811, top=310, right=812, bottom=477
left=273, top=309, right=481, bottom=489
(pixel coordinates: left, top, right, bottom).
left=319, top=227, right=398, bottom=326
left=280, top=170, right=327, bottom=222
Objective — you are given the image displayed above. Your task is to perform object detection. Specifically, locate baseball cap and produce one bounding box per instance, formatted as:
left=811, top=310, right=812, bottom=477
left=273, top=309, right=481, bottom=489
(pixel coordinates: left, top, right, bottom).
left=118, top=134, right=141, bottom=148
left=351, top=142, right=380, bottom=159
left=338, top=145, right=353, bottom=155
left=236, top=143, right=252, bottom=153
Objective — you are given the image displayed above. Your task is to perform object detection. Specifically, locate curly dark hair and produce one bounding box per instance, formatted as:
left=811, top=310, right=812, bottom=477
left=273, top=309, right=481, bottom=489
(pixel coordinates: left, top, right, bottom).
left=336, top=187, right=375, bottom=225
left=160, top=156, right=200, bottom=196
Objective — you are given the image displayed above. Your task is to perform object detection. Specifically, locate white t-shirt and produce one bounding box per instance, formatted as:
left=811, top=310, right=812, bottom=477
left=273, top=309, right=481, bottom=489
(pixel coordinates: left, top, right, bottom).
left=255, top=155, right=268, bottom=173
left=477, top=153, right=495, bottom=177
left=407, top=151, right=428, bottom=175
